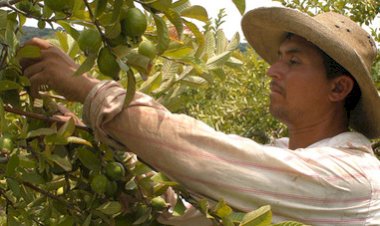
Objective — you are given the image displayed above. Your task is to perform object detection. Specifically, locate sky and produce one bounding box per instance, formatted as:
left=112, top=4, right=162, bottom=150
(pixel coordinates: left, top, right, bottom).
left=189, top=0, right=283, bottom=39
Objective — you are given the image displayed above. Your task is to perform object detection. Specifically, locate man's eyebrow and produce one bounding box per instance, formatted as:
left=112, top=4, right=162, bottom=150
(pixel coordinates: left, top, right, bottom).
left=277, top=48, right=302, bottom=56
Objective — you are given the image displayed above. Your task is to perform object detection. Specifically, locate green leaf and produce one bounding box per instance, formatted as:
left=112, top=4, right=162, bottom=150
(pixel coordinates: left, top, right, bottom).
left=239, top=205, right=272, bottom=226
left=111, top=0, right=123, bottom=23
left=226, top=32, right=240, bottom=51
left=172, top=197, right=186, bottom=216
left=164, top=9, right=183, bottom=39
left=96, top=201, right=122, bottom=215
left=0, top=10, right=8, bottom=29
left=27, top=127, right=57, bottom=138
left=181, top=5, right=208, bottom=22
left=15, top=45, right=41, bottom=61
left=139, top=72, right=162, bottom=93
left=57, top=216, right=74, bottom=226
left=124, top=52, right=152, bottom=75
left=205, top=31, right=216, bottom=59
left=50, top=154, right=72, bottom=172
left=6, top=154, right=19, bottom=177
left=182, top=19, right=205, bottom=57
left=73, top=54, right=96, bottom=76
left=133, top=205, right=152, bottom=225
left=0, top=80, right=22, bottom=92
left=171, top=0, right=191, bottom=13
left=272, top=221, right=309, bottom=226
left=232, top=0, right=246, bottom=15
left=198, top=199, right=214, bottom=219
left=180, top=76, right=208, bottom=87
left=57, top=117, right=75, bottom=138
left=153, top=14, right=170, bottom=55
left=58, top=21, right=80, bottom=40
left=206, top=51, right=231, bottom=70
left=83, top=213, right=92, bottom=226
left=214, top=199, right=232, bottom=218
left=77, top=147, right=101, bottom=171
left=7, top=178, right=21, bottom=198
left=149, top=0, right=172, bottom=12
left=0, top=98, right=5, bottom=131
left=95, top=0, right=108, bottom=17
left=124, top=69, right=136, bottom=106
left=21, top=171, right=45, bottom=184
left=67, top=136, right=93, bottom=147
left=215, top=29, right=228, bottom=54
left=163, top=46, right=193, bottom=59
left=230, top=211, right=247, bottom=223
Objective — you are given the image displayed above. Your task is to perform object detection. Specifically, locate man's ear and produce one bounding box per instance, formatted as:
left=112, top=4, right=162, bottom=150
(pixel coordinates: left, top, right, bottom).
left=329, top=75, right=354, bottom=102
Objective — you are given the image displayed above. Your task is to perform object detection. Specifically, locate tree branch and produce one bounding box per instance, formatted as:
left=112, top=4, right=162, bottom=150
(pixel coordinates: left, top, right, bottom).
left=4, top=105, right=92, bottom=132
left=22, top=181, right=82, bottom=213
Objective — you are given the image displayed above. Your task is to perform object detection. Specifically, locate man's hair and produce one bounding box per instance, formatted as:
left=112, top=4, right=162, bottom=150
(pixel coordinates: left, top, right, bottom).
left=285, top=32, right=361, bottom=113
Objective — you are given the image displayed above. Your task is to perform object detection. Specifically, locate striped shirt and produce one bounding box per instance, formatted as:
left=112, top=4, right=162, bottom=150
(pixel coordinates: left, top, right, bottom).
left=83, top=81, right=380, bottom=225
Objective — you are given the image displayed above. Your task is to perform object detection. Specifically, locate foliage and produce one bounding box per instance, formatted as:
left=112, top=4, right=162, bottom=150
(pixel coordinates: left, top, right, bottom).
left=0, top=0, right=301, bottom=225
left=179, top=46, right=286, bottom=143
left=0, top=0, right=378, bottom=225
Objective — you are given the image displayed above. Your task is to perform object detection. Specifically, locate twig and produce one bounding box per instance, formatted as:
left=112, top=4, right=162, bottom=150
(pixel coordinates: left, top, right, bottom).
left=3, top=105, right=92, bottom=132
left=5, top=1, right=71, bottom=23
left=22, top=181, right=82, bottom=214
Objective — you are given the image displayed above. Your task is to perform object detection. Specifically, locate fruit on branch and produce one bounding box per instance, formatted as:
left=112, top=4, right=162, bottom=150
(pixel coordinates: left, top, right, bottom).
left=78, top=28, right=102, bottom=55
left=91, top=174, right=109, bottom=195
left=105, top=161, right=125, bottom=181
left=121, top=8, right=147, bottom=38
left=138, top=40, right=157, bottom=60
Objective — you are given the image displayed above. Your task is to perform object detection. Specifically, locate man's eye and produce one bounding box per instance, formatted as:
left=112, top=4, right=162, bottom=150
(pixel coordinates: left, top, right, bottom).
left=289, top=58, right=299, bottom=65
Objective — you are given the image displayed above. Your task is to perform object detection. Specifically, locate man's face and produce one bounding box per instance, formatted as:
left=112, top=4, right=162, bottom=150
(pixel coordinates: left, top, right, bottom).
left=267, top=35, right=333, bottom=127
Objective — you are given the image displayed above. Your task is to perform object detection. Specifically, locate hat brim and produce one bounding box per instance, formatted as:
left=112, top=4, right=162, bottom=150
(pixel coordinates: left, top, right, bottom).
left=241, top=7, right=380, bottom=139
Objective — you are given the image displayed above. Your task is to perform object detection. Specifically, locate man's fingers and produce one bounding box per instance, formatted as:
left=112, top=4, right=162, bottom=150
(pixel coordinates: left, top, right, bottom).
left=28, top=72, right=49, bottom=98
left=23, top=37, right=52, bottom=49
left=23, top=60, right=44, bottom=78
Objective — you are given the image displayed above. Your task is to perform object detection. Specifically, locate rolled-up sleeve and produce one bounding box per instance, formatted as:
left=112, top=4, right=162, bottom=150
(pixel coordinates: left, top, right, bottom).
left=83, top=81, right=380, bottom=225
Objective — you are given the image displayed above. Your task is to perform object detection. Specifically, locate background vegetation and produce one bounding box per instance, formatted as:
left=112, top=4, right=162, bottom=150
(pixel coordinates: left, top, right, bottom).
left=0, top=0, right=378, bottom=225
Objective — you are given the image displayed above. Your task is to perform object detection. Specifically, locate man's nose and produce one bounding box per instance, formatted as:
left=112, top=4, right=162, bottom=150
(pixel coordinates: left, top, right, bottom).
left=267, top=61, right=285, bottom=79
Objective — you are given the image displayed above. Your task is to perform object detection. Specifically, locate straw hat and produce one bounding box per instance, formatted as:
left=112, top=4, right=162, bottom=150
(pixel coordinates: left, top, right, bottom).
left=241, top=7, right=380, bottom=139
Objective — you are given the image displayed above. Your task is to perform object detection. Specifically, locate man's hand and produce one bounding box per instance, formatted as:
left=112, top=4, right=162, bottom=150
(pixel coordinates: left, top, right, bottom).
left=20, top=38, right=99, bottom=103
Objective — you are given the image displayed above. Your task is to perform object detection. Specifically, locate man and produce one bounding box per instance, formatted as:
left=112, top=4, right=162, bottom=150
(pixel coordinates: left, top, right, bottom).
left=21, top=7, right=380, bottom=225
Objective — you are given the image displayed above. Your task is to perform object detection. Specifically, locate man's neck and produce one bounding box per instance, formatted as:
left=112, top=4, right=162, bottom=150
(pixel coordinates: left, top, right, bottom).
left=287, top=110, right=349, bottom=149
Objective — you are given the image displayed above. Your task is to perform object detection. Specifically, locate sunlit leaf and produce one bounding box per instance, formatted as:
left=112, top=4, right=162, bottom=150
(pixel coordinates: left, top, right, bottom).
left=96, top=201, right=122, bottom=215
left=181, top=5, right=208, bottom=22
left=182, top=19, right=204, bottom=57
left=57, top=117, right=75, bottom=138
left=153, top=14, right=170, bottom=55
left=232, top=0, right=246, bottom=15
left=239, top=205, right=272, bottom=226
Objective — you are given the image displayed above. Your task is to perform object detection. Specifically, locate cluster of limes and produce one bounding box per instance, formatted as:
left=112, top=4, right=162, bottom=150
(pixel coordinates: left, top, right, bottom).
left=90, top=161, right=126, bottom=195
left=75, top=6, right=157, bottom=79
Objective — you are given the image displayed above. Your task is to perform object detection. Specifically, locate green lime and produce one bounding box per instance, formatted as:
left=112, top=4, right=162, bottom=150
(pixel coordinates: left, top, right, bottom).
left=138, top=40, right=156, bottom=59
left=78, top=29, right=102, bottom=54
left=0, top=136, right=13, bottom=152
left=105, top=162, right=125, bottom=180
left=90, top=174, right=108, bottom=195
left=121, top=8, right=147, bottom=37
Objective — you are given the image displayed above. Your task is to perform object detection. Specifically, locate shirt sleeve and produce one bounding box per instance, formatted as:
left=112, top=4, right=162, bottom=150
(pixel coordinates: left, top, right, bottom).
left=83, top=81, right=376, bottom=225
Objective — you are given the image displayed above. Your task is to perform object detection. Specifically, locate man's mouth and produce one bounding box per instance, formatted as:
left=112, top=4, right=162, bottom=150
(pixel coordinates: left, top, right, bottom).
left=270, top=81, right=284, bottom=96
